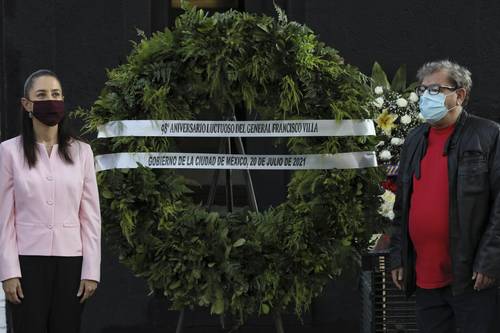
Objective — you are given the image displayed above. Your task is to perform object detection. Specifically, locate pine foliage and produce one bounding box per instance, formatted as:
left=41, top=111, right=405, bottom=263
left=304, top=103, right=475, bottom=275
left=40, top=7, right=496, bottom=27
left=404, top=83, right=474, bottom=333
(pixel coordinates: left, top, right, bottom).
left=77, top=6, right=385, bottom=326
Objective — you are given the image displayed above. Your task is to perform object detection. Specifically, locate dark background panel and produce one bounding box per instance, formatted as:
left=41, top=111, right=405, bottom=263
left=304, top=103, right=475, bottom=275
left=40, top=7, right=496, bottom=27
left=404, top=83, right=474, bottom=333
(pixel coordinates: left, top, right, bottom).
left=2, top=0, right=56, bottom=138
left=0, top=0, right=5, bottom=138
left=2, top=1, right=500, bottom=332
left=0, top=0, right=153, bottom=139
left=296, top=1, right=500, bottom=122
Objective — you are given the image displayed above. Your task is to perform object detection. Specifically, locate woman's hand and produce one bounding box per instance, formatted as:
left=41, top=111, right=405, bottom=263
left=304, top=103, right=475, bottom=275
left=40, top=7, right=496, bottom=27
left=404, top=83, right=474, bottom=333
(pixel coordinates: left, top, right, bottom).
left=2, top=278, right=24, bottom=304
left=77, top=279, right=98, bottom=303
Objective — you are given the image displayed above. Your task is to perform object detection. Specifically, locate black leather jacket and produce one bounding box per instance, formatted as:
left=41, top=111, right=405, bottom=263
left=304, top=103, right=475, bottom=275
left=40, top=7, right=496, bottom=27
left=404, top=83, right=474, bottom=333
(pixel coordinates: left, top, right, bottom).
left=390, top=110, right=500, bottom=297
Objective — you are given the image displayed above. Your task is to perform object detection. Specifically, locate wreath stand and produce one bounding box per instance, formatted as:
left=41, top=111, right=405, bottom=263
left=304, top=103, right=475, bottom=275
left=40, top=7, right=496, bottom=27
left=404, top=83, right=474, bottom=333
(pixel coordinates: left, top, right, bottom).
left=175, top=124, right=285, bottom=333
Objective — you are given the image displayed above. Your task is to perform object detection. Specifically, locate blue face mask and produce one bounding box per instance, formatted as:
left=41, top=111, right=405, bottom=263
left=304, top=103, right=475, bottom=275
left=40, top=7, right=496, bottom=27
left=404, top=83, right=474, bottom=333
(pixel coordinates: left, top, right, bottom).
left=419, top=90, right=457, bottom=124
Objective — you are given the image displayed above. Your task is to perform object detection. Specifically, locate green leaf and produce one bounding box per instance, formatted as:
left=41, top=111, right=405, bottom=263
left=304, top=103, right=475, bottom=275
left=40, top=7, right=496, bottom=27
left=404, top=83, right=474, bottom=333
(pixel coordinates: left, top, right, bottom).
left=391, top=65, right=407, bottom=92
left=257, top=23, right=269, bottom=33
left=341, top=238, right=352, bottom=246
left=406, top=81, right=419, bottom=93
left=220, top=227, right=229, bottom=239
left=371, top=62, right=390, bottom=90
left=274, top=3, right=288, bottom=23
left=211, top=292, right=225, bottom=315
left=180, top=0, right=193, bottom=10
left=233, top=238, right=246, bottom=248
left=101, top=189, right=114, bottom=199
left=211, top=300, right=224, bottom=315
left=169, top=280, right=181, bottom=290
left=261, top=303, right=270, bottom=314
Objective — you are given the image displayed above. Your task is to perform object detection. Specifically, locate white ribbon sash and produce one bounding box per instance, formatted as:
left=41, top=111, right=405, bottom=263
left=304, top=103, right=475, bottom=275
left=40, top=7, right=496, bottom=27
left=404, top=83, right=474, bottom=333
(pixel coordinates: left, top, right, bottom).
left=95, top=151, right=378, bottom=172
left=97, top=119, right=375, bottom=138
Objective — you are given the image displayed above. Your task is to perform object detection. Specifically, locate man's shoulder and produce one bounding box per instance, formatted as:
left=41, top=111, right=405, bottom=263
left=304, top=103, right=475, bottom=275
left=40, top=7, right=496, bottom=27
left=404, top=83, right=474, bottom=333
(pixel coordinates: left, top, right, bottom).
left=462, top=113, right=500, bottom=150
left=406, top=123, right=428, bottom=142
left=466, top=113, right=500, bottom=132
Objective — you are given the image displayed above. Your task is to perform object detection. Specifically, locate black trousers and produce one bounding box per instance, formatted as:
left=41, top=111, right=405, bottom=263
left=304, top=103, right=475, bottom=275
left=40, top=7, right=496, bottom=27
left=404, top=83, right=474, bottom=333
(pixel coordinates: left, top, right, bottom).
left=8, top=256, right=84, bottom=333
left=415, top=286, right=498, bottom=333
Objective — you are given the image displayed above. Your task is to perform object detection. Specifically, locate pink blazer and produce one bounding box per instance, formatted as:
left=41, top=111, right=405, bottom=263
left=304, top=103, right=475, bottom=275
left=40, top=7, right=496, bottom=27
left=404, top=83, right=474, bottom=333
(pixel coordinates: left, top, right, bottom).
left=0, top=136, right=101, bottom=282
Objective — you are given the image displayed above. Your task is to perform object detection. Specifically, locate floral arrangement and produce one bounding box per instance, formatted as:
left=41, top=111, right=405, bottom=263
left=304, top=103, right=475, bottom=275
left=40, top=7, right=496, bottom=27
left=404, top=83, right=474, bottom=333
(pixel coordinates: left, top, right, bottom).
left=77, top=6, right=385, bottom=327
left=374, top=90, right=421, bottom=163
left=370, top=62, right=424, bottom=221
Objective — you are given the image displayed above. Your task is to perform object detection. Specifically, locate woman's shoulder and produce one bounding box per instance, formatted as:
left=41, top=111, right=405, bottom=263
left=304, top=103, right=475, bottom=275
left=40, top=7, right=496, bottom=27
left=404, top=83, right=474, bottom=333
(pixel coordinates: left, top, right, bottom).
left=69, top=139, right=94, bottom=156
left=0, top=136, right=22, bottom=153
left=1, top=135, right=22, bottom=147
left=0, top=137, right=22, bottom=166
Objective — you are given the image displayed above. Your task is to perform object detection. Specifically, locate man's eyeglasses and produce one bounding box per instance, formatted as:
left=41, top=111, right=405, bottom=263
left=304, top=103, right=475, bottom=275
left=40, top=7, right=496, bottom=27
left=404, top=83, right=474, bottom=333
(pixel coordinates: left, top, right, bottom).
left=415, top=84, right=457, bottom=96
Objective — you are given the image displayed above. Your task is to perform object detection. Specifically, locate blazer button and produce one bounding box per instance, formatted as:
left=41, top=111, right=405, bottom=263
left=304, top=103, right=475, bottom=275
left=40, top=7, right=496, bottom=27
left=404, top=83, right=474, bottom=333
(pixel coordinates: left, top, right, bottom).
left=48, top=224, right=53, bottom=229
left=47, top=200, right=54, bottom=206
left=47, top=176, right=54, bottom=181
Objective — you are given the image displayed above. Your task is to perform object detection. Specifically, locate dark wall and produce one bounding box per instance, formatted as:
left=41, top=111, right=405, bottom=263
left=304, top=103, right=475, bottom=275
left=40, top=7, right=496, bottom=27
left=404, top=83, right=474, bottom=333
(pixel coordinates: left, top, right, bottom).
left=246, top=0, right=500, bottom=122
left=306, top=0, right=500, bottom=121
left=2, top=1, right=500, bottom=332
left=0, top=0, right=153, bottom=140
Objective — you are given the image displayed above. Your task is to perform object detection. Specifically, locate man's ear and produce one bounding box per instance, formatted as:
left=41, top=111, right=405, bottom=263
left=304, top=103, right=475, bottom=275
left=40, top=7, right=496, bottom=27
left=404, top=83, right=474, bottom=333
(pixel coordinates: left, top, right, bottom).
left=456, top=88, right=467, bottom=106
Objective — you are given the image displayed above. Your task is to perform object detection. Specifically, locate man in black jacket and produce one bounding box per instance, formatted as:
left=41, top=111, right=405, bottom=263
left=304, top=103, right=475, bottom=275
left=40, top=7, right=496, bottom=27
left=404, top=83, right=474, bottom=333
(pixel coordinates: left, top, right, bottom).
left=390, top=60, right=499, bottom=333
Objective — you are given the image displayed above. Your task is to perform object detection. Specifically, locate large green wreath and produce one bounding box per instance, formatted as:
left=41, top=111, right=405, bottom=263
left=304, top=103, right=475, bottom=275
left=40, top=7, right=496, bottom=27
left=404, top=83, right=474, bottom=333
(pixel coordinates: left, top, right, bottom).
left=78, top=5, right=384, bottom=325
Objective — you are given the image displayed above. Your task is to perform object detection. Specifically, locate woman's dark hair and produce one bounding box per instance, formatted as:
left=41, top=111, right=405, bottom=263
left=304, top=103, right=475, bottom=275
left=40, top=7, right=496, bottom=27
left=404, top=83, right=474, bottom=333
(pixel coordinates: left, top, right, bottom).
left=21, top=69, right=75, bottom=168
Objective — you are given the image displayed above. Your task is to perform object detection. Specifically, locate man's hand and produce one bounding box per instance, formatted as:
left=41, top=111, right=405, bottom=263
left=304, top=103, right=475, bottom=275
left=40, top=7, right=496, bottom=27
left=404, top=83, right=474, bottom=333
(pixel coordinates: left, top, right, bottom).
left=391, top=267, right=404, bottom=290
left=77, top=279, right=98, bottom=303
left=2, top=278, right=24, bottom=304
left=472, top=272, right=495, bottom=291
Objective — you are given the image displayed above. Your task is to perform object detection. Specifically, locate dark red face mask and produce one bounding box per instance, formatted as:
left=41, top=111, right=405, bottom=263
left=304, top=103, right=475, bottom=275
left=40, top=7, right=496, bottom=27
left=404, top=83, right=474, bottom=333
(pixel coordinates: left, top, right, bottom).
left=30, top=100, right=65, bottom=127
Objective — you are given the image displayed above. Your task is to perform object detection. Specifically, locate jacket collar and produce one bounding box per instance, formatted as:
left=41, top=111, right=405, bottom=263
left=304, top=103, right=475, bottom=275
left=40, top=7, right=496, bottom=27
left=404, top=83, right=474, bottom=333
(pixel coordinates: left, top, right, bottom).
left=443, top=109, right=468, bottom=155
left=413, top=110, right=468, bottom=179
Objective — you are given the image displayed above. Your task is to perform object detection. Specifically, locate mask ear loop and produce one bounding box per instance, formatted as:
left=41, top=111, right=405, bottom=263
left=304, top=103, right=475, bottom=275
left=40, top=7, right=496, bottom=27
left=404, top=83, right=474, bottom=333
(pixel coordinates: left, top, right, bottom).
left=444, top=90, right=461, bottom=112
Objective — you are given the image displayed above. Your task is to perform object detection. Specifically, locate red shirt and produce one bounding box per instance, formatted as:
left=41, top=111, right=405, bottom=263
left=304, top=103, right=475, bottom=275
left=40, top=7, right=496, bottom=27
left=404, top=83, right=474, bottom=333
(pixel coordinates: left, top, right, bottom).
left=409, top=125, right=455, bottom=289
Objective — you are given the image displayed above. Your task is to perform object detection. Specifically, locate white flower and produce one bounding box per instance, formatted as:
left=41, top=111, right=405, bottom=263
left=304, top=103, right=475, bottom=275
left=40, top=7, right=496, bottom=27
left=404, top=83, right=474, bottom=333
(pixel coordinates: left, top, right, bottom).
left=418, top=113, right=425, bottom=120
left=381, top=190, right=396, bottom=203
left=390, top=137, right=404, bottom=146
left=375, top=141, right=385, bottom=148
left=379, top=190, right=396, bottom=220
left=409, top=92, right=419, bottom=103
left=379, top=150, right=392, bottom=161
left=373, top=97, right=384, bottom=108
left=401, top=114, right=412, bottom=125
left=396, top=98, right=408, bottom=108
left=374, top=86, right=384, bottom=95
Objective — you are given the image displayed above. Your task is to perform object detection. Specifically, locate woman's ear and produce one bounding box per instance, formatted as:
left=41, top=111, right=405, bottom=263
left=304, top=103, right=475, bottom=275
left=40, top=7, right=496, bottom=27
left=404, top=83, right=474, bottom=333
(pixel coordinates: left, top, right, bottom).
left=21, top=97, right=33, bottom=112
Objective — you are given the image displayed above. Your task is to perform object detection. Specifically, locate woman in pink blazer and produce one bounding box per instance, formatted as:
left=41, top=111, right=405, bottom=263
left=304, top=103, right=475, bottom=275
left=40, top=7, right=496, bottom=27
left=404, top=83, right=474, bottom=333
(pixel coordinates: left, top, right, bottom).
left=0, top=69, right=101, bottom=333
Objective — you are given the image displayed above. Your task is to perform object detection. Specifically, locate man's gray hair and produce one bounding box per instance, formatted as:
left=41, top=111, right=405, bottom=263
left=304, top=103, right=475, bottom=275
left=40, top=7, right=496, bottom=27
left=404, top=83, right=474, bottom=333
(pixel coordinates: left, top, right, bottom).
left=416, top=60, right=472, bottom=92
